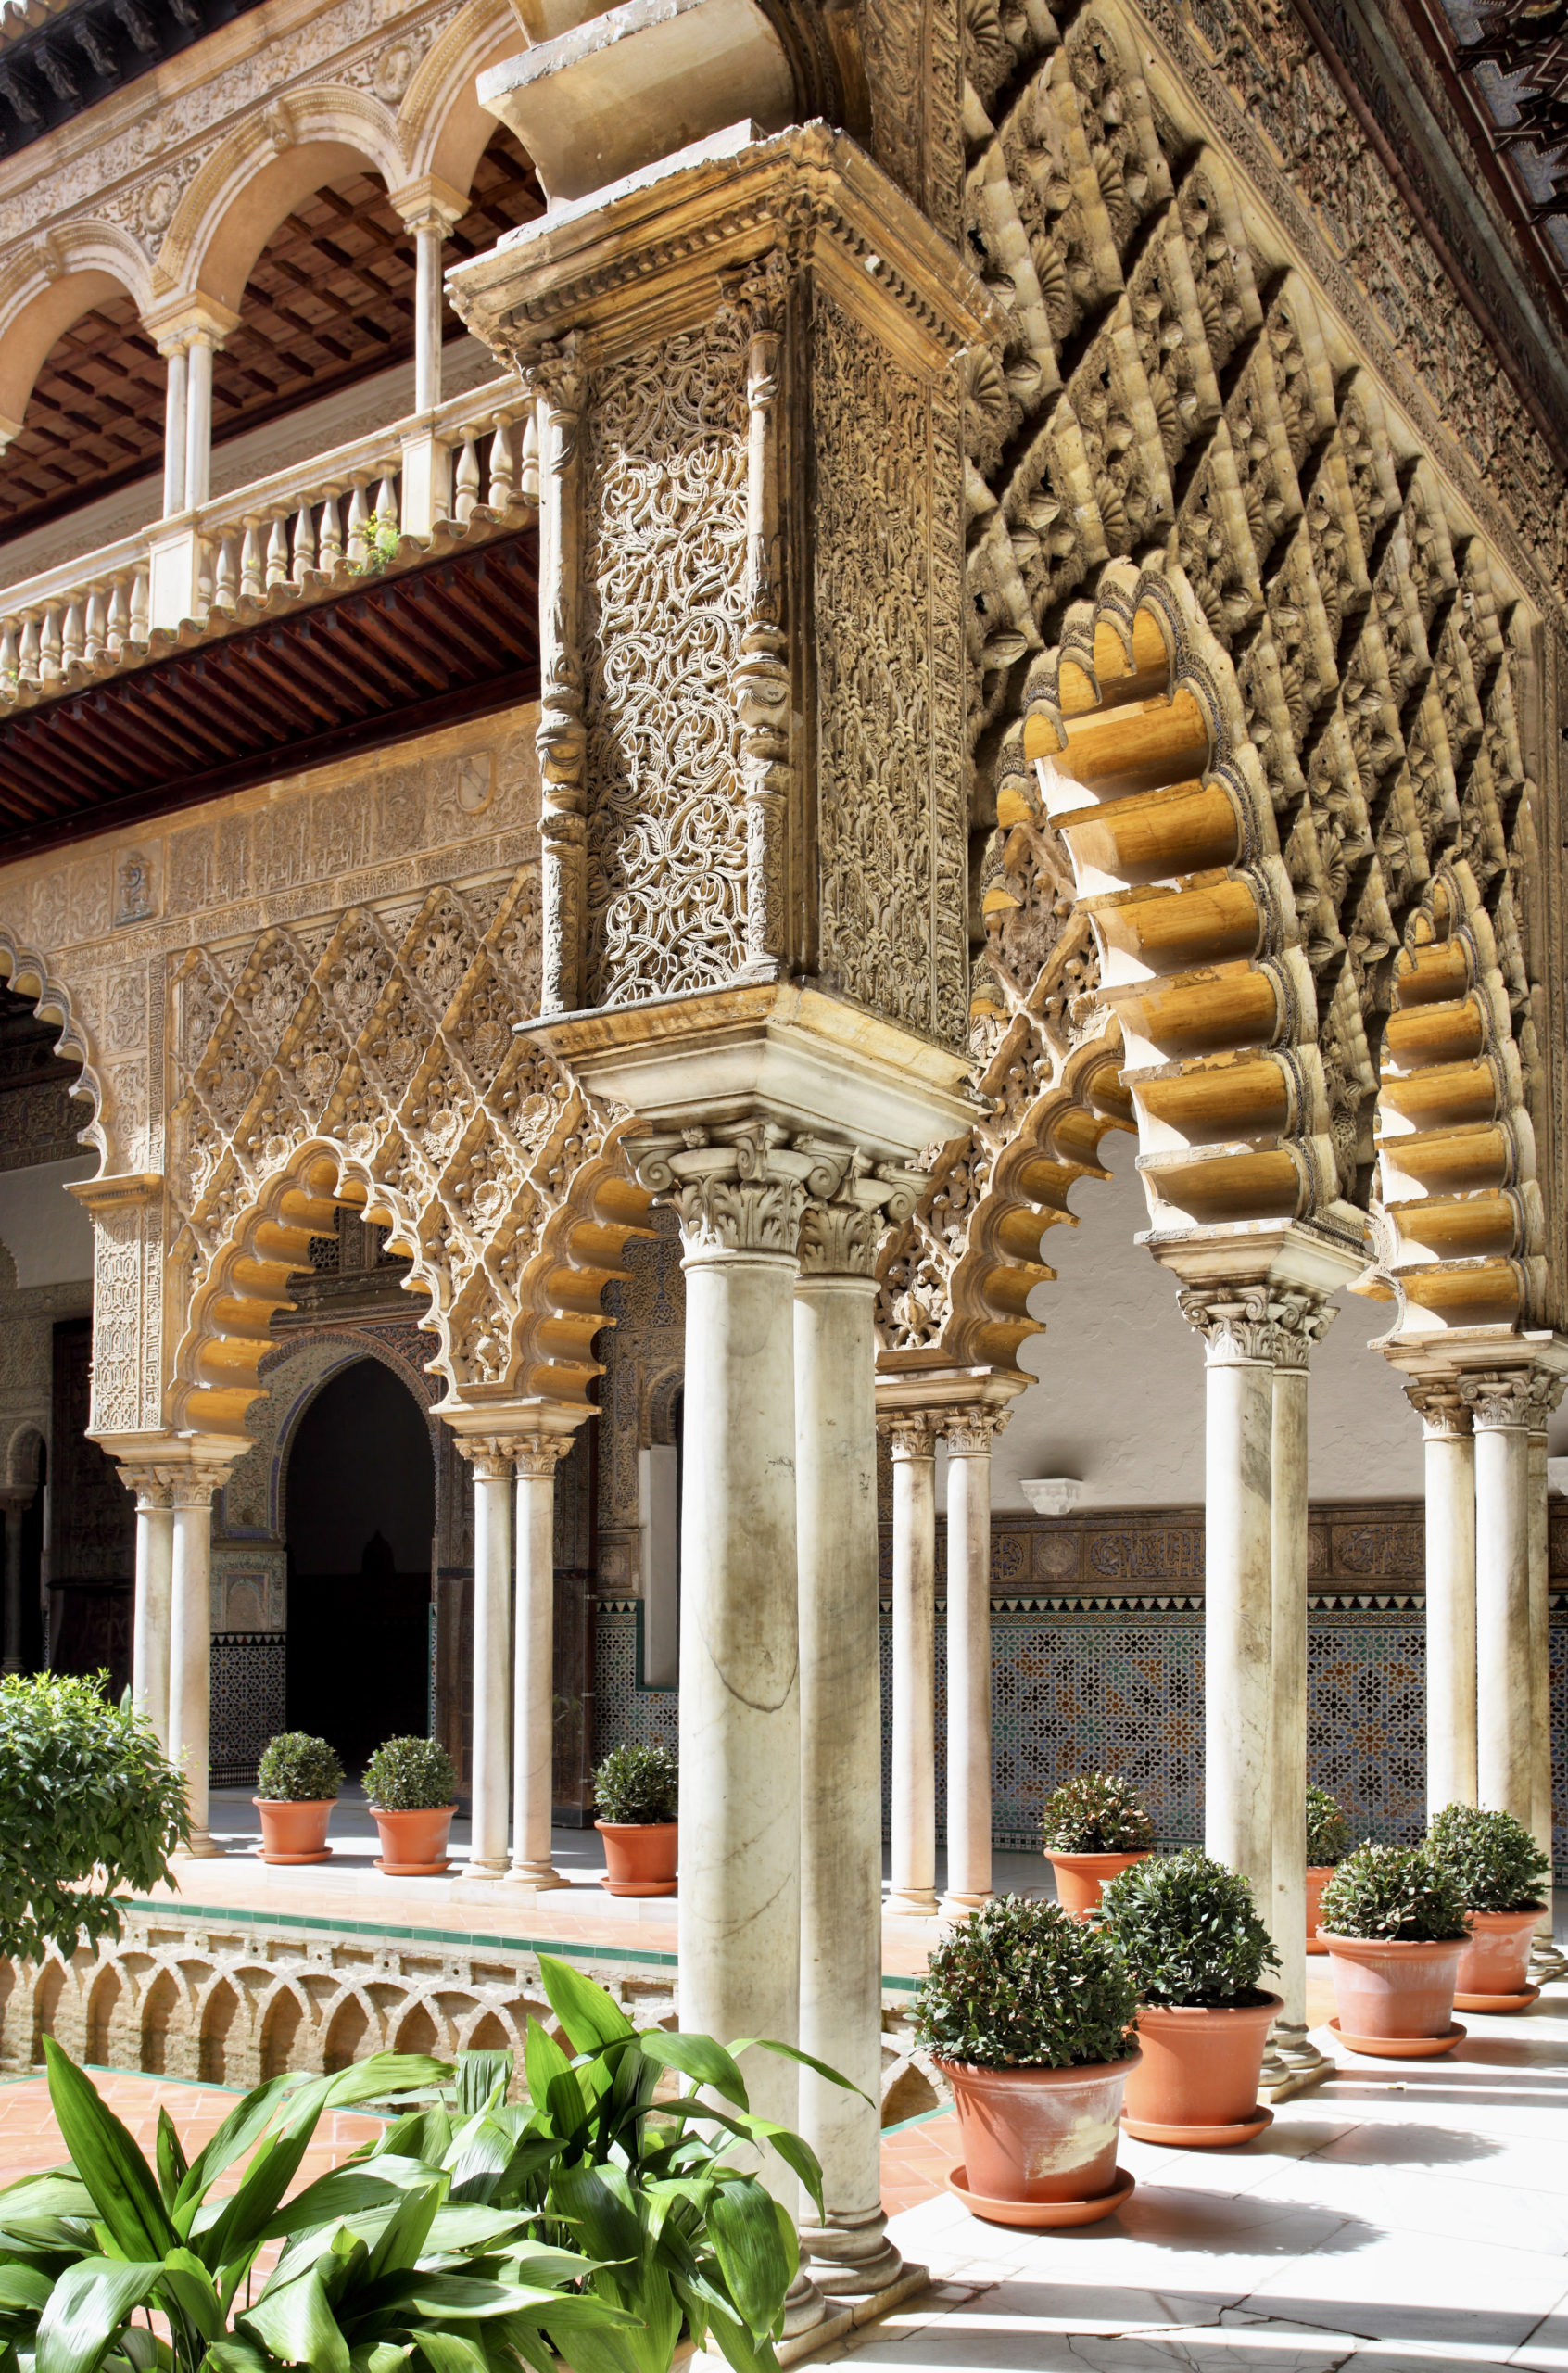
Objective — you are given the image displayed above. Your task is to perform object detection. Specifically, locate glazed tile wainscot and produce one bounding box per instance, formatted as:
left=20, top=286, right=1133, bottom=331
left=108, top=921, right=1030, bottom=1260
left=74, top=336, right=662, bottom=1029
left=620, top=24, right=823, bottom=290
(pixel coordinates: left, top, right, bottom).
left=596, top=1499, right=1568, bottom=1875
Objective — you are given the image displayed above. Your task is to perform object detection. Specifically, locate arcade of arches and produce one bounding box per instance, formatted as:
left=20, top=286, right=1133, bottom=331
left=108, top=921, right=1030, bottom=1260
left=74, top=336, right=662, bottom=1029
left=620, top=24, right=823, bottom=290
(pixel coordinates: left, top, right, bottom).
left=0, top=0, right=1566, bottom=2332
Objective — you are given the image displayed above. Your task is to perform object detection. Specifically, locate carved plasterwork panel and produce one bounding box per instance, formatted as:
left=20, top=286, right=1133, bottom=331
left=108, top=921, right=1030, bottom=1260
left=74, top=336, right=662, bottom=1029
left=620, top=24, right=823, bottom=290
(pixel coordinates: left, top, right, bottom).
left=813, top=287, right=969, bottom=1047
left=581, top=316, right=751, bottom=1008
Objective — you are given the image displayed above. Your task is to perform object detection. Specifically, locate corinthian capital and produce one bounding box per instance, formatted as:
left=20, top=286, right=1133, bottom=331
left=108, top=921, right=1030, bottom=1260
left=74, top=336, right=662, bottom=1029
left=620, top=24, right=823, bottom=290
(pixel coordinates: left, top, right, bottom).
left=798, top=1145, right=928, bottom=1278
left=1268, top=1288, right=1338, bottom=1372
left=1176, top=1283, right=1275, bottom=1364
left=943, top=1407, right=1010, bottom=1455
left=117, top=1464, right=176, bottom=1509
left=636, top=1122, right=810, bottom=1259
left=1404, top=1379, right=1472, bottom=1440
left=878, top=1411, right=941, bottom=1460
left=514, top=1433, right=575, bottom=1480
left=454, top=1436, right=517, bottom=1481
left=1460, top=1370, right=1537, bottom=1433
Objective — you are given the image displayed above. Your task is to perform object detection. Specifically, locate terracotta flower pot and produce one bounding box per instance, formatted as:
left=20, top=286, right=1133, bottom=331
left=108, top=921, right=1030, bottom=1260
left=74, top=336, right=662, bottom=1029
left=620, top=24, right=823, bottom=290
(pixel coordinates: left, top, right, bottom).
left=1321, top=1932, right=1466, bottom=2056
left=1045, top=1849, right=1150, bottom=1920
left=371, top=1804, right=455, bottom=1875
left=1120, top=1993, right=1280, bottom=2145
left=933, top=2051, right=1138, bottom=2208
left=1305, top=1865, right=1335, bottom=1955
left=596, top=1820, right=677, bottom=1896
left=254, top=1797, right=335, bottom=1865
left=1454, top=1907, right=1541, bottom=2010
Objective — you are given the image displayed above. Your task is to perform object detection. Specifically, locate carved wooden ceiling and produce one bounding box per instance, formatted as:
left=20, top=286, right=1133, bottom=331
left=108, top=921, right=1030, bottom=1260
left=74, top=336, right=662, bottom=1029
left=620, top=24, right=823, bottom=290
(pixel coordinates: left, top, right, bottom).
left=0, top=128, right=544, bottom=542
left=0, top=527, right=539, bottom=854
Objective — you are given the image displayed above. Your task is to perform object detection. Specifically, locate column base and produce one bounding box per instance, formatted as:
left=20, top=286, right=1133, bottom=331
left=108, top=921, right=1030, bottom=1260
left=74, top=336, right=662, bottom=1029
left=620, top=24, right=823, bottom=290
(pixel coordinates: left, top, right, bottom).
left=938, top=1890, right=991, bottom=1922
left=756, top=2261, right=929, bottom=2368
left=780, top=2271, right=828, bottom=2341
left=172, top=1834, right=225, bottom=1860
left=1530, top=1932, right=1568, bottom=1984
left=800, top=2210, right=904, bottom=2296
left=465, top=1858, right=511, bottom=1880
left=507, top=1862, right=572, bottom=1890
left=1261, top=2021, right=1334, bottom=2099
left=885, top=1887, right=939, bottom=1917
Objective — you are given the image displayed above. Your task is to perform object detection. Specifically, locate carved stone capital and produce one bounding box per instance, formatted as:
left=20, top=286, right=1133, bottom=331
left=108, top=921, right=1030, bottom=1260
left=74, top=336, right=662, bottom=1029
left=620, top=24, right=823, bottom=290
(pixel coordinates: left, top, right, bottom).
left=637, top=1122, right=812, bottom=1261
left=943, top=1407, right=1010, bottom=1455
left=1404, top=1380, right=1473, bottom=1440
left=798, top=1146, right=928, bottom=1278
left=454, top=1436, right=518, bottom=1482
left=1268, top=1287, right=1339, bottom=1372
left=1459, top=1370, right=1538, bottom=1433
left=1176, top=1283, right=1275, bottom=1364
left=529, top=333, right=586, bottom=460
left=118, top=1464, right=177, bottom=1509
left=169, top=1470, right=228, bottom=1512
left=514, top=1433, right=575, bottom=1481
left=1524, top=1371, right=1567, bottom=1434
left=878, top=1411, right=941, bottom=1460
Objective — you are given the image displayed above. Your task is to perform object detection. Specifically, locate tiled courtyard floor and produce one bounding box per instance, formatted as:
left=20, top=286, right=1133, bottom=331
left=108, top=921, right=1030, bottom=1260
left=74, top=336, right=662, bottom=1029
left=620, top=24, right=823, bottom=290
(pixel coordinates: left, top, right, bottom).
left=0, top=2065, right=386, bottom=2189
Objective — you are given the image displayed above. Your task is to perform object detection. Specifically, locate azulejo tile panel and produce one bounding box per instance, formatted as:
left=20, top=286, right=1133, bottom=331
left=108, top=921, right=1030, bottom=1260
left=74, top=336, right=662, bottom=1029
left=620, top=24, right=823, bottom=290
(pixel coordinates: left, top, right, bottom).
left=596, top=1601, right=1568, bottom=1877
left=209, top=1634, right=286, bottom=1789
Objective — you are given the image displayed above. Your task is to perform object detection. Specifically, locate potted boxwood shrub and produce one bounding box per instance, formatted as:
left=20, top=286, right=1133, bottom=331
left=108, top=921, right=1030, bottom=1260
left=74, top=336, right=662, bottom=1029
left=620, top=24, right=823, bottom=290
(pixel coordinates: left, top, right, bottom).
left=593, top=1740, right=677, bottom=1895
left=1306, top=1783, right=1351, bottom=1957
left=1041, top=1771, right=1155, bottom=1917
left=910, top=1892, right=1139, bottom=2227
left=253, top=1730, right=344, bottom=1864
left=1318, top=1842, right=1472, bottom=2057
left=363, top=1734, right=458, bottom=1874
left=1100, top=1848, right=1281, bottom=2146
left=1428, top=1802, right=1550, bottom=2012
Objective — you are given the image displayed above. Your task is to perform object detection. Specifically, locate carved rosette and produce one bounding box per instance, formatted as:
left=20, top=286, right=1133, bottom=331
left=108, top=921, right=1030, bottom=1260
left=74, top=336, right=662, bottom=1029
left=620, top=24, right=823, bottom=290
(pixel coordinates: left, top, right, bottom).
left=877, top=1411, right=942, bottom=1462
left=1404, top=1380, right=1473, bottom=1440
left=530, top=336, right=588, bottom=1017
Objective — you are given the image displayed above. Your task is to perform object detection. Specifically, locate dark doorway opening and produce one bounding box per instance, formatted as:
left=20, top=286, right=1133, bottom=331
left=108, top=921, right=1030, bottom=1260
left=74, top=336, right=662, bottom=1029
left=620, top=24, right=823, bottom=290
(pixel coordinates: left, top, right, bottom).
left=285, top=1358, right=434, bottom=1775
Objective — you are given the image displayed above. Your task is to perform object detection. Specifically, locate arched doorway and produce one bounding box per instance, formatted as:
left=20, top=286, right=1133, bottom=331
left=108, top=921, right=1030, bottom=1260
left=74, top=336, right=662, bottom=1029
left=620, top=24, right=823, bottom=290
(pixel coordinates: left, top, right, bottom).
left=284, top=1358, right=434, bottom=1773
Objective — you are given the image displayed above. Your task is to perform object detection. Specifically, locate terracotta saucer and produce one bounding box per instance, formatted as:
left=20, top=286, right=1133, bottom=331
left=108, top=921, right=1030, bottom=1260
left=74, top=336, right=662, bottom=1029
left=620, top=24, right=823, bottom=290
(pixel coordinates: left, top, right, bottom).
left=598, top=1876, right=677, bottom=1897
left=942, top=2164, right=1134, bottom=2228
left=256, top=1848, right=332, bottom=1865
left=1453, top=1984, right=1539, bottom=2015
left=375, top=1858, right=450, bottom=1876
left=1325, top=2015, right=1464, bottom=2059
left=1122, top=2105, right=1273, bottom=2149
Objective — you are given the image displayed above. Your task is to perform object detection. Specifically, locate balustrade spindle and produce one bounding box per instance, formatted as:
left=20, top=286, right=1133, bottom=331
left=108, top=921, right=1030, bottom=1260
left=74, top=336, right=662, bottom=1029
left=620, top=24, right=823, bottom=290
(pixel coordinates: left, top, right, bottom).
left=214, top=536, right=237, bottom=609
left=130, top=568, right=150, bottom=642
left=0, top=623, right=18, bottom=686
left=84, top=589, right=107, bottom=664
left=454, top=438, right=480, bottom=523
left=38, top=609, right=61, bottom=681
left=61, top=601, right=83, bottom=668
left=265, top=515, right=289, bottom=590
left=291, top=501, right=317, bottom=583
left=487, top=418, right=516, bottom=511
left=107, top=577, right=130, bottom=653
left=319, top=494, right=344, bottom=575
left=375, top=475, right=399, bottom=543
left=347, top=483, right=371, bottom=567
left=519, top=407, right=540, bottom=506
left=18, top=615, right=39, bottom=684
left=240, top=522, right=265, bottom=601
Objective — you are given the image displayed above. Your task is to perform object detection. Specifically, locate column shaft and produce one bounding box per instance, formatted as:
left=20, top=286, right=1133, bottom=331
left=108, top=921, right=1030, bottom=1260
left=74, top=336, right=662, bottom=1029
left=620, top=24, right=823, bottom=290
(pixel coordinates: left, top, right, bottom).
left=162, top=345, right=188, bottom=515
left=797, top=1270, right=898, bottom=2291
left=1270, top=1359, right=1309, bottom=2038
left=468, top=1450, right=514, bottom=1874
left=1417, top=1401, right=1477, bottom=1816
left=168, top=1481, right=221, bottom=1856
left=1528, top=1429, right=1552, bottom=1876
left=414, top=222, right=444, bottom=412
left=886, top=1421, right=938, bottom=1916
left=132, top=1481, right=174, bottom=1750
left=942, top=1417, right=1001, bottom=1916
left=511, top=1440, right=570, bottom=1887
left=1471, top=1391, right=1532, bottom=1821
left=184, top=337, right=214, bottom=510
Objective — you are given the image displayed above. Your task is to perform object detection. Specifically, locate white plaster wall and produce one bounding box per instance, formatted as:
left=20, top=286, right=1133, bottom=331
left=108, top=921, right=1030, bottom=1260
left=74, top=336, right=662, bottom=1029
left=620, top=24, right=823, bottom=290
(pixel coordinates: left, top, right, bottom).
left=983, top=1130, right=1423, bottom=1511
left=0, top=1156, right=95, bottom=1287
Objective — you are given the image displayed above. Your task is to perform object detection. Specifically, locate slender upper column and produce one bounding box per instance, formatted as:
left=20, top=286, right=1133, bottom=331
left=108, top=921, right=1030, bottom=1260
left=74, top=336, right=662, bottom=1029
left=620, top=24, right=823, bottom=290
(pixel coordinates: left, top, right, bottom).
left=120, top=1466, right=175, bottom=1749
left=459, top=1439, right=515, bottom=1876
left=942, top=1407, right=1007, bottom=1919
left=1526, top=1415, right=1556, bottom=1889
left=1463, top=1370, right=1536, bottom=1822
left=1178, top=1285, right=1276, bottom=1910
left=511, top=1435, right=575, bottom=1889
left=794, top=1163, right=904, bottom=2294
left=1407, top=1381, right=1477, bottom=1817
left=0, top=1486, right=32, bottom=1675
left=183, top=331, right=220, bottom=511
left=168, top=1468, right=230, bottom=1857
left=881, top=1414, right=940, bottom=1917
left=1268, top=1291, right=1335, bottom=2077
left=159, top=339, right=188, bottom=517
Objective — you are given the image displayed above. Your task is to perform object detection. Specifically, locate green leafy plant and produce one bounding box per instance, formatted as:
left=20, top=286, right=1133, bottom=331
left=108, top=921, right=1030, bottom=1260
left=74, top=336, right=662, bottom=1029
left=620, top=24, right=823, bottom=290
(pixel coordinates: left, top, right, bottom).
left=0, top=2037, right=632, bottom=2372
left=348, top=516, right=402, bottom=576
left=1099, top=1848, right=1280, bottom=2006
left=363, top=1735, right=457, bottom=1811
left=1040, top=1771, right=1154, bottom=1854
left=256, top=1732, right=343, bottom=1804
left=1427, top=1802, right=1549, bottom=1913
left=593, top=1743, right=677, bottom=1826
left=0, top=1671, right=189, bottom=1964
left=910, top=1893, right=1137, bottom=2070
left=1318, top=1843, right=1472, bottom=1943
left=1306, top=1784, right=1351, bottom=1866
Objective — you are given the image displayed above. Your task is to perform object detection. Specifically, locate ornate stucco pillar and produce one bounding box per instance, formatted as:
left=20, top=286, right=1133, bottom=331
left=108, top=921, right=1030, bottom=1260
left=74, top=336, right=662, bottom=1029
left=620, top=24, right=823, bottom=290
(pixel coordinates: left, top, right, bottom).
left=1406, top=1379, right=1477, bottom=1818
left=879, top=1412, right=940, bottom=1917
left=1268, top=1292, right=1335, bottom=2083
left=455, top=1438, right=515, bottom=1877
left=942, top=1407, right=1008, bottom=1920
left=512, top=1432, right=577, bottom=1889
left=795, top=1165, right=905, bottom=2295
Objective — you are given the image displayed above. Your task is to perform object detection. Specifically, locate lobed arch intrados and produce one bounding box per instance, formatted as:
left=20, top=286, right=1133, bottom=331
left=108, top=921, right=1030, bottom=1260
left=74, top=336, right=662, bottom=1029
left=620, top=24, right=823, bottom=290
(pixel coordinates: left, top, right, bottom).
left=0, top=933, right=104, bottom=1169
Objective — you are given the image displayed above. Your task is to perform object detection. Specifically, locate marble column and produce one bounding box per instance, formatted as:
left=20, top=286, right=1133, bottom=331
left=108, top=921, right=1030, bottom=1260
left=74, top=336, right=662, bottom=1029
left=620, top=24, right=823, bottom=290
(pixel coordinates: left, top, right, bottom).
left=942, top=1409, right=1006, bottom=1920
left=160, top=339, right=188, bottom=515
left=412, top=218, right=446, bottom=413
left=511, top=1436, right=572, bottom=1889
left=1525, top=1386, right=1565, bottom=1976
left=1179, top=1288, right=1275, bottom=1910
left=462, top=1440, right=515, bottom=1877
left=796, top=1188, right=901, bottom=2295
left=1269, top=1294, right=1334, bottom=2081
left=883, top=1415, right=939, bottom=1917
left=1464, top=1372, right=1534, bottom=1824
left=168, top=1471, right=226, bottom=1857
left=122, top=1467, right=174, bottom=1749
left=0, top=1487, right=31, bottom=1675
left=183, top=332, right=219, bottom=510
left=1408, top=1382, right=1477, bottom=1817
left=652, top=1130, right=822, bottom=2338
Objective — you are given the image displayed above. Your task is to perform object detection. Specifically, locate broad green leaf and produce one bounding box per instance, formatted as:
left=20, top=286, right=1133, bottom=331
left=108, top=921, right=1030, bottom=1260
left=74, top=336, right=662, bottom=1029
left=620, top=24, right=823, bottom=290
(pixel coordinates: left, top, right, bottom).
left=420, top=2205, right=534, bottom=2256
left=0, top=2264, right=50, bottom=2314
left=408, top=2335, right=488, bottom=2373
left=635, top=2034, right=748, bottom=2112
left=0, top=2174, right=96, bottom=2222
left=241, top=2258, right=351, bottom=2373
left=34, top=2258, right=163, bottom=2373
left=547, top=2164, right=639, bottom=2269
left=41, top=2045, right=176, bottom=2266
left=155, top=2246, right=224, bottom=2343
left=348, top=2346, right=414, bottom=2373
left=154, top=2112, right=188, bottom=2211
left=175, top=2073, right=308, bottom=2214
left=364, top=2184, right=445, bottom=2287
left=702, top=2296, right=784, bottom=2373
left=544, top=2072, right=590, bottom=2149
left=727, top=2037, right=874, bottom=2110
left=202, top=2345, right=272, bottom=2373
left=705, top=2180, right=790, bottom=2340
left=261, top=2168, right=411, bottom=2242
left=521, top=2023, right=572, bottom=2118
left=535, top=1960, right=633, bottom=2054
left=453, top=2056, right=512, bottom=2124
left=317, top=2058, right=454, bottom=2122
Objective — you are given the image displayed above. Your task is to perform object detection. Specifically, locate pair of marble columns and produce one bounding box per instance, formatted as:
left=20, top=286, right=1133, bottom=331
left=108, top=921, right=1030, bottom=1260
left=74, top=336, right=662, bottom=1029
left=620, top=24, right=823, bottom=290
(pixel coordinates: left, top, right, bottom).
left=456, top=1428, right=576, bottom=1889
left=1409, top=1365, right=1562, bottom=1885
left=122, top=1459, right=233, bottom=1856
left=647, top=1130, right=908, bottom=2318
left=880, top=1398, right=1014, bottom=1921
